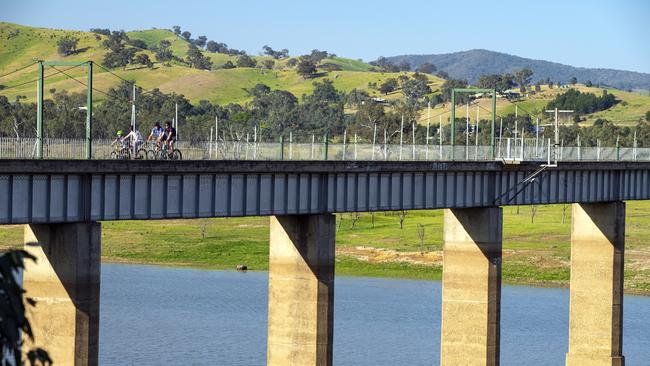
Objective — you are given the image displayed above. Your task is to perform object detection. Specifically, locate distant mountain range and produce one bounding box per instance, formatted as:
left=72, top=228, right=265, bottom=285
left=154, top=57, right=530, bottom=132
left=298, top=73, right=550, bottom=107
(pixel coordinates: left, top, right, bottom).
left=383, top=49, right=650, bottom=91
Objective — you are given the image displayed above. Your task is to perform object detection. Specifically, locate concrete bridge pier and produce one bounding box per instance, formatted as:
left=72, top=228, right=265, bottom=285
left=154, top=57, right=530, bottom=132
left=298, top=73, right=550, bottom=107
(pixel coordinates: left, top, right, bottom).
left=23, top=223, right=101, bottom=366
left=267, top=214, right=335, bottom=366
left=440, top=207, right=502, bottom=366
left=566, top=202, right=625, bottom=366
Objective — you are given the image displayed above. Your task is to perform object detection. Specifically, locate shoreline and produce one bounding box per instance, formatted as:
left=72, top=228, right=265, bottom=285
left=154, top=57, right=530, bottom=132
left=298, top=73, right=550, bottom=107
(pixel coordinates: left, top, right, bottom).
left=101, top=256, right=650, bottom=297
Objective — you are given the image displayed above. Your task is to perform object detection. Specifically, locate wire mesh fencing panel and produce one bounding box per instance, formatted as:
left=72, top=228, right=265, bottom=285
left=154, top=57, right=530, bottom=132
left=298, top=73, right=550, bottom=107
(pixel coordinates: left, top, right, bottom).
left=2, top=137, right=650, bottom=162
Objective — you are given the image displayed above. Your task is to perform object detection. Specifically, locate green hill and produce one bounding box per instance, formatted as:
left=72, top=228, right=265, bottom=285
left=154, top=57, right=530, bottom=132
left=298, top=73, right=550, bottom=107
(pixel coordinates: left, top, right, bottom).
left=0, top=22, right=417, bottom=105
left=1, top=22, right=649, bottom=126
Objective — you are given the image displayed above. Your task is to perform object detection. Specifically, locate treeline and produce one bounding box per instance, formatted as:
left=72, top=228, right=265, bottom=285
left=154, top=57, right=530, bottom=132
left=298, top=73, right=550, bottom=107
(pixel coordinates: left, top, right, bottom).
left=546, top=89, right=618, bottom=120
left=3, top=82, right=649, bottom=149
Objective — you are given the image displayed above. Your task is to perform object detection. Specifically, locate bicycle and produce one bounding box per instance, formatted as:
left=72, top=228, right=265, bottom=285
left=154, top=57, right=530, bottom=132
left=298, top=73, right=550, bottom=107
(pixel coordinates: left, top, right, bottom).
left=109, top=143, right=147, bottom=160
left=146, top=141, right=182, bottom=160
left=109, top=144, right=131, bottom=160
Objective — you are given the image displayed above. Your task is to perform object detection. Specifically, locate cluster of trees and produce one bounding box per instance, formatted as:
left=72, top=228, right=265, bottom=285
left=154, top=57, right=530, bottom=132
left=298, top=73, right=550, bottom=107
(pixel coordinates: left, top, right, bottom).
left=262, top=45, right=289, bottom=59
left=546, top=89, right=618, bottom=120
left=371, top=57, right=411, bottom=73
left=376, top=73, right=432, bottom=106
left=172, top=25, right=245, bottom=56
left=476, top=68, right=533, bottom=93
left=2, top=82, right=649, bottom=149
left=0, top=79, right=347, bottom=143
left=99, top=30, right=153, bottom=69
left=56, top=35, right=79, bottom=56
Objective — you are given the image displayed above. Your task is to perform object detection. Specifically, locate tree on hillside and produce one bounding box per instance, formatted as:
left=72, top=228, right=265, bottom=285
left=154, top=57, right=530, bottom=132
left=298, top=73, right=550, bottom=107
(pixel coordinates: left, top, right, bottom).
left=102, top=30, right=129, bottom=52
left=186, top=44, right=213, bottom=70
left=401, top=77, right=431, bottom=106
left=371, top=57, right=399, bottom=72
left=263, top=45, right=289, bottom=59
left=345, top=88, right=370, bottom=107
left=134, top=53, right=153, bottom=69
left=379, top=78, right=398, bottom=95
left=308, top=49, right=330, bottom=64
left=296, top=58, right=317, bottom=79
left=514, top=68, right=533, bottom=92
left=477, top=73, right=515, bottom=92
left=57, top=35, right=79, bottom=56
left=245, top=83, right=272, bottom=98
left=206, top=41, right=230, bottom=54
left=154, top=40, right=173, bottom=64
left=236, top=55, right=257, bottom=68
left=102, top=47, right=136, bottom=69
left=586, top=80, right=593, bottom=87
left=222, top=61, right=235, bottom=69
left=397, top=61, right=411, bottom=72
left=570, top=76, right=578, bottom=85
left=90, top=28, right=111, bottom=36
left=127, top=39, right=148, bottom=50
left=646, top=110, right=650, bottom=122
left=181, top=31, right=191, bottom=41
left=441, top=78, right=469, bottom=103
left=416, top=62, right=437, bottom=74
left=194, top=35, right=207, bottom=49
left=172, top=25, right=181, bottom=36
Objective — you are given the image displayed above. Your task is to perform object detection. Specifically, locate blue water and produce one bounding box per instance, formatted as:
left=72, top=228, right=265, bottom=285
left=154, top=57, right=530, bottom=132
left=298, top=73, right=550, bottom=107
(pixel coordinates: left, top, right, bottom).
left=99, top=264, right=650, bottom=365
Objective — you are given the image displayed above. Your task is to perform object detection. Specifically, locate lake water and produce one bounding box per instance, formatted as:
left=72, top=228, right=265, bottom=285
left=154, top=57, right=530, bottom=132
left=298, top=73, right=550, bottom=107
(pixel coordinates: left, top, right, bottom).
left=99, top=263, right=650, bottom=365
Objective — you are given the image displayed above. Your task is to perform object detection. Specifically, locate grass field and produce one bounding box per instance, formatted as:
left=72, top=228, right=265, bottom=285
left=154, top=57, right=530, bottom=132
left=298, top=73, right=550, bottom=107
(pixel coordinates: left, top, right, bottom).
left=2, top=202, right=649, bottom=294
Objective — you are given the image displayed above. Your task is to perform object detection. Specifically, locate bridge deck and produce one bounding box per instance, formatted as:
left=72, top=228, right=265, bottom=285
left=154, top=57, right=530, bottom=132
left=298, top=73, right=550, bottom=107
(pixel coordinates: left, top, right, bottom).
left=1, top=160, right=649, bottom=224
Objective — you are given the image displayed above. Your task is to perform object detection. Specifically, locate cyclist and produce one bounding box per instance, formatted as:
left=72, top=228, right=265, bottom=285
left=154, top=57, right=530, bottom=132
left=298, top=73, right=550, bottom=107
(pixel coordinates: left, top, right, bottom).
left=124, top=125, right=144, bottom=152
left=159, top=121, right=177, bottom=153
left=147, top=122, right=164, bottom=147
left=111, top=130, right=128, bottom=149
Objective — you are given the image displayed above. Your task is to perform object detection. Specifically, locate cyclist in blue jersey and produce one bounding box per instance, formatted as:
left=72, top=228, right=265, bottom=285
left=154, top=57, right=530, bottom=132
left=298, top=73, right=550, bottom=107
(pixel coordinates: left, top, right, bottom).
left=147, top=122, right=164, bottom=145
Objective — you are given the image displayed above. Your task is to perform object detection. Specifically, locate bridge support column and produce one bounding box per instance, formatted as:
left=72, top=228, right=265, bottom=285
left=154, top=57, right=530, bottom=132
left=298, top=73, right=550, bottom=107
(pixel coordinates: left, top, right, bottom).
left=267, top=214, right=335, bottom=366
left=440, top=207, right=502, bottom=366
left=23, top=223, right=101, bottom=366
left=566, top=202, right=625, bottom=366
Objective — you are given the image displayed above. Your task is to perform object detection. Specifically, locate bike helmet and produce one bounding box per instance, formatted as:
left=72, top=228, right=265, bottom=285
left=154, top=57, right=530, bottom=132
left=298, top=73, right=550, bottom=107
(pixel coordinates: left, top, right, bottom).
left=117, top=130, right=124, bottom=136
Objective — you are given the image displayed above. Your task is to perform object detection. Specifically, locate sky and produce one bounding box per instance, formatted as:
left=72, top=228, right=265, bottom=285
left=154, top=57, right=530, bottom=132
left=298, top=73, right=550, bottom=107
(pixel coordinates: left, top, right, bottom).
left=3, top=0, right=650, bottom=73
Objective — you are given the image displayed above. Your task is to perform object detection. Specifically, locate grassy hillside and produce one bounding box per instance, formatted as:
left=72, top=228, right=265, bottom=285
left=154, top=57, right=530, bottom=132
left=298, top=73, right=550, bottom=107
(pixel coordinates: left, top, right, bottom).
left=1, top=22, right=649, bottom=126
left=0, top=22, right=399, bottom=105
left=419, top=84, right=650, bottom=126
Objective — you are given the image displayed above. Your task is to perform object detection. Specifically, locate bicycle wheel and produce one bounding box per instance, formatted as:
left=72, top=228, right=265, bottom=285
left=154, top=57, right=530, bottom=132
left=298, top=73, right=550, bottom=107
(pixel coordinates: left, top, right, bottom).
left=171, top=149, right=183, bottom=160
left=109, top=151, right=117, bottom=160
left=135, top=148, right=147, bottom=160
left=146, top=150, right=157, bottom=160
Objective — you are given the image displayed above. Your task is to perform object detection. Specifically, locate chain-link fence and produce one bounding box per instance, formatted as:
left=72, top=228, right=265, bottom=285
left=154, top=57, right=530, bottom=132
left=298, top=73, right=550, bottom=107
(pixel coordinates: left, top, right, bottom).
left=0, top=137, right=645, bottom=162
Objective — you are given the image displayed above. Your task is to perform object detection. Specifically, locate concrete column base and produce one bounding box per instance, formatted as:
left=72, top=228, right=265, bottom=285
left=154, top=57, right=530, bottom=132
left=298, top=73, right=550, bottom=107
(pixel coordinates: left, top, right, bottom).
left=267, top=214, right=335, bottom=366
left=23, top=223, right=101, bottom=366
left=440, top=207, right=502, bottom=366
left=566, top=202, right=625, bottom=366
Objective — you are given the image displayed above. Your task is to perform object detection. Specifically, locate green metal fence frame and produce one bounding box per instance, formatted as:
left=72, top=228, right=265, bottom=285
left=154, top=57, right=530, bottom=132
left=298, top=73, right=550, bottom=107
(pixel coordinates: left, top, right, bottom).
left=450, top=88, right=497, bottom=159
left=37, top=60, right=93, bottom=159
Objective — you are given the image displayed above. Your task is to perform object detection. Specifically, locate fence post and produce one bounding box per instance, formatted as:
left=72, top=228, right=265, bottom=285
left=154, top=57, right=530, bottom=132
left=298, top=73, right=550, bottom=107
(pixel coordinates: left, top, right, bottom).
left=323, top=133, right=328, bottom=161
left=342, top=129, right=347, bottom=161
left=578, top=136, right=583, bottom=161
left=280, top=136, right=284, bottom=160
left=616, top=136, right=620, bottom=161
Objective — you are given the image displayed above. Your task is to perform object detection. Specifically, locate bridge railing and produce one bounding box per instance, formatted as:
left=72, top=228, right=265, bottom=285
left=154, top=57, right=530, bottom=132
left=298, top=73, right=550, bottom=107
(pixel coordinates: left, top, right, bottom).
left=0, top=137, right=644, bottom=162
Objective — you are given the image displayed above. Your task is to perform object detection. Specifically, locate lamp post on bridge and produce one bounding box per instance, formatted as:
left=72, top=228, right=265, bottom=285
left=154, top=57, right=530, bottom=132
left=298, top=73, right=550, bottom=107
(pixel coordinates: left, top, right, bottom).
left=545, top=108, right=573, bottom=165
